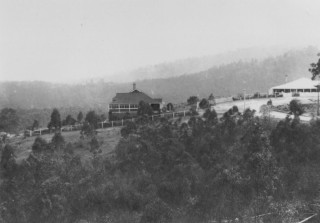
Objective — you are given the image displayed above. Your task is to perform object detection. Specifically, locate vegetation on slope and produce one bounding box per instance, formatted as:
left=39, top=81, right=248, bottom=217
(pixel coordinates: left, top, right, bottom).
left=2, top=108, right=320, bottom=222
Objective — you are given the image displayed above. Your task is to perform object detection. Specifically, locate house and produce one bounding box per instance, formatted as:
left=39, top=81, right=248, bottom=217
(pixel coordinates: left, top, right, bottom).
left=108, top=83, right=163, bottom=115
left=269, top=78, right=320, bottom=96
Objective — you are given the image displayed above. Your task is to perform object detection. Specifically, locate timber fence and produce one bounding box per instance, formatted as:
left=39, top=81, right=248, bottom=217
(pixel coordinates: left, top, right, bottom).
left=23, top=110, right=193, bottom=137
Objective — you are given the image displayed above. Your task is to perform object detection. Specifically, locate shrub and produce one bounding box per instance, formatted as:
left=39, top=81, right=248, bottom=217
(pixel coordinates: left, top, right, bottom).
left=0, top=144, right=16, bottom=172
left=199, top=98, right=209, bottom=109
left=89, top=136, right=101, bottom=154
left=80, top=122, right=96, bottom=138
left=140, top=199, right=172, bottom=223
left=137, top=101, right=153, bottom=116
left=289, top=99, right=304, bottom=116
left=51, top=132, right=65, bottom=150
left=292, top=92, right=300, bottom=97
left=187, top=96, right=199, bottom=105
left=32, top=136, right=48, bottom=152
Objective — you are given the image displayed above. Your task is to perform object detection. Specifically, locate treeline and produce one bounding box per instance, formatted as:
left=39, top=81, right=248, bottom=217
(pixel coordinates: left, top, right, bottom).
left=1, top=107, right=320, bottom=222
left=0, top=107, right=108, bottom=133
left=0, top=47, right=318, bottom=109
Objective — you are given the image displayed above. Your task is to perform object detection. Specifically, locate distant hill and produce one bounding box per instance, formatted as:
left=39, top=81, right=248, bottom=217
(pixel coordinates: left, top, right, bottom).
left=107, top=46, right=296, bottom=82
left=0, top=46, right=318, bottom=111
left=133, top=46, right=319, bottom=101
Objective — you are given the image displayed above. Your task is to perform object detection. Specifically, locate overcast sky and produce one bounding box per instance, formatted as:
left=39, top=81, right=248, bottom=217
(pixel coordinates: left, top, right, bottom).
left=1, top=0, right=320, bottom=82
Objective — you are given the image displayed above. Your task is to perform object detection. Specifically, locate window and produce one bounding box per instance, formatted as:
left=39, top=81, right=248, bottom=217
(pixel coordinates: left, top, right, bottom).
left=110, top=104, right=119, bottom=109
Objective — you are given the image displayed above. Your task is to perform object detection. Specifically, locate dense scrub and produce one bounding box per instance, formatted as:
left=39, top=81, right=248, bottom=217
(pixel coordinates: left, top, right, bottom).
left=1, top=109, right=320, bottom=222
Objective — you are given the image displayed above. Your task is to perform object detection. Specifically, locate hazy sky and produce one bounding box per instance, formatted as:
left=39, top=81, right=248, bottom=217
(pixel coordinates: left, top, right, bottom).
left=1, top=0, right=320, bottom=82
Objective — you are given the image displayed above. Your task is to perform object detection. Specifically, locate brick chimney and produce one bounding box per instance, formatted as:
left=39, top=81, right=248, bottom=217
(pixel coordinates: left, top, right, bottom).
left=133, top=82, right=136, bottom=91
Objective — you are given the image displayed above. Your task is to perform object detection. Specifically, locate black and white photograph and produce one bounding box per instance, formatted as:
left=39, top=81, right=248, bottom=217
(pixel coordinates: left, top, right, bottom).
left=1, top=0, right=320, bottom=222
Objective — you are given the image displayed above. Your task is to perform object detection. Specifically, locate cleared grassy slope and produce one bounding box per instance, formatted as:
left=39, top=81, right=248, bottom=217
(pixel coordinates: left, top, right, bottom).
left=7, top=127, right=121, bottom=164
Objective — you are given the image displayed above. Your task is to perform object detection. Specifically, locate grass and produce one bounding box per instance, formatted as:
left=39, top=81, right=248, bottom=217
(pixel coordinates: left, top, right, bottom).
left=7, top=127, right=122, bottom=164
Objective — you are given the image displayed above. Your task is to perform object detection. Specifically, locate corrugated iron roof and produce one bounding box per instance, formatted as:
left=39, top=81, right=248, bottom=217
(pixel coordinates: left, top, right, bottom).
left=270, top=78, right=318, bottom=90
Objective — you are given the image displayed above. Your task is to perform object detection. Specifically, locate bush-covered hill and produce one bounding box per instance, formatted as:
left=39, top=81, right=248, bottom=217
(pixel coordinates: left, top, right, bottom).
left=0, top=46, right=318, bottom=109
left=2, top=109, right=320, bottom=222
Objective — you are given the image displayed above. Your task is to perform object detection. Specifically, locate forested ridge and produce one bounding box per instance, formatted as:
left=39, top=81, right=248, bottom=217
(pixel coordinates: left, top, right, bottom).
left=1, top=109, right=320, bottom=222
left=0, top=47, right=318, bottom=110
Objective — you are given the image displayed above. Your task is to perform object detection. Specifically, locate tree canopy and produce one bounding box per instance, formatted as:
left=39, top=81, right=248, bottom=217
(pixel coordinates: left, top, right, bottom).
left=47, top=108, right=61, bottom=131
left=0, top=108, right=20, bottom=133
left=77, top=111, right=83, bottom=123
left=289, top=99, right=304, bottom=117
left=85, top=110, right=100, bottom=129
left=137, top=101, right=153, bottom=116
left=187, top=96, right=199, bottom=105
left=309, top=53, right=320, bottom=80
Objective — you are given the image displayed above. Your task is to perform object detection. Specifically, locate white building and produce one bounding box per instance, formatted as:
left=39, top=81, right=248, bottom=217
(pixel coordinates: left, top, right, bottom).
left=269, top=78, right=319, bottom=96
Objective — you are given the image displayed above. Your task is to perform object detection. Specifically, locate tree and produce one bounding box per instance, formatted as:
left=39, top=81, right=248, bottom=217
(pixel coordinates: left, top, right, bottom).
left=0, top=144, right=15, bottom=171
left=137, top=101, right=153, bottom=116
left=77, top=111, right=83, bottom=123
left=289, top=99, right=304, bottom=117
left=89, top=136, right=101, bottom=154
left=0, top=108, right=20, bottom=133
left=208, top=93, right=215, bottom=101
left=232, top=105, right=239, bottom=113
left=51, top=132, right=65, bottom=150
left=167, top=103, right=174, bottom=111
left=64, top=115, right=76, bottom=125
left=48, top=108, right=61, bottom=131
left=32, top=137, right=49, bottom=152
left=309, top=53, right=320, bottom=80
left=203, top=108, right=218, bottom=124
left=85, top=110, right=99, bottom=129
left=32, top=120, right=39, bottom=130
left=120, top=121, right=137, bottom=138
left=80, top=121, right=96, bottom=138
left=187, top=96, right=199, bottom=105
left=199, top=98, right=209, bottom=109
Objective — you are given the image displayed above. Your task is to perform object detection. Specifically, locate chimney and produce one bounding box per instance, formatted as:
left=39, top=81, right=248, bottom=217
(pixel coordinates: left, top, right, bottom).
left=133, top=82, right=136, bottom=91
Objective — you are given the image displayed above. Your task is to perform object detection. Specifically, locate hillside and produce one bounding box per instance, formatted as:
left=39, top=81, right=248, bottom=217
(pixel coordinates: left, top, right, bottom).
left=0, top=46, right=318, bottom=110
left=2, top=109, right=320, bottom=222
left=107, top=46, right=294, bottom=82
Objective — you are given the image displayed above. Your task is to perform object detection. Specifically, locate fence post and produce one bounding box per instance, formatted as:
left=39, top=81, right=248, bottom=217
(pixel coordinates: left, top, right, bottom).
left=112, top=121, right=113, bottom=127
left=102, top=122, right=104, bottom=128
left=173, top=112, right=174, bottom=118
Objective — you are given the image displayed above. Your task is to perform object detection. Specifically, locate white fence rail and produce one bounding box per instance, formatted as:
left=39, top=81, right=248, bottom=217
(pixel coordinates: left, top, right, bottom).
left=24, top=110, right=192, bottom=137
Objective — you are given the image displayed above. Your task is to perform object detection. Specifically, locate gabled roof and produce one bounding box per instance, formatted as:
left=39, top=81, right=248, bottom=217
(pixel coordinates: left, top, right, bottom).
left=111, top=90, right=161, bottom=104
left=270, top=78, right=318, bottom=90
